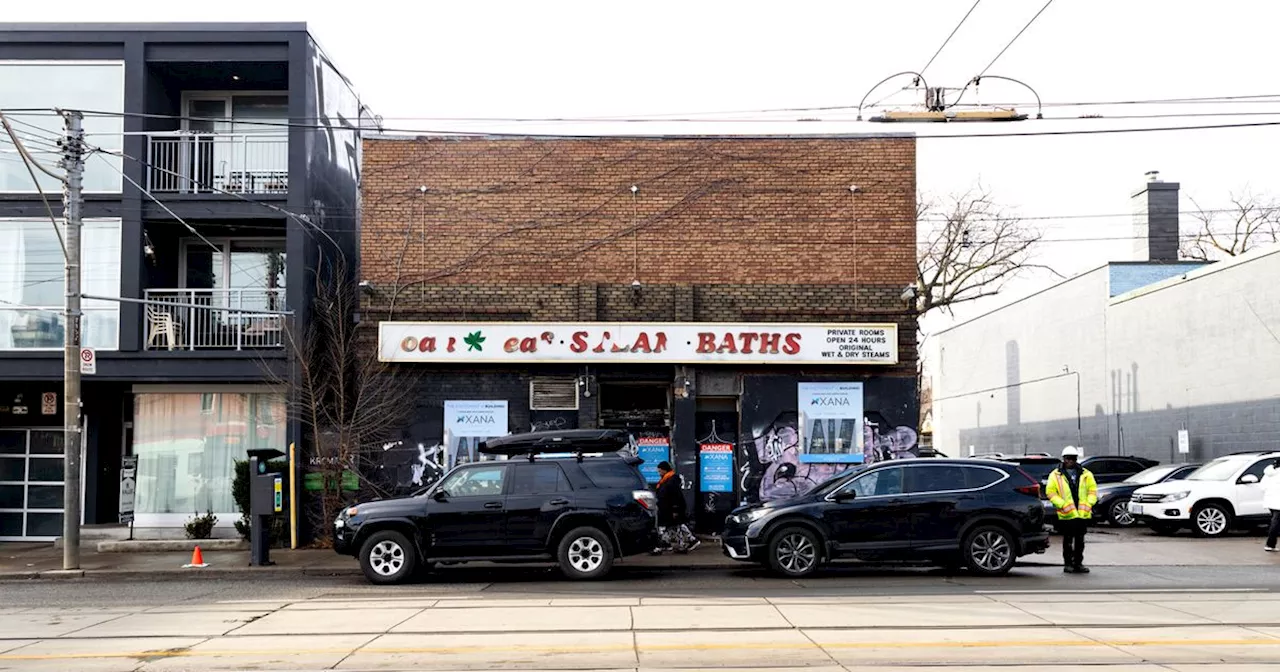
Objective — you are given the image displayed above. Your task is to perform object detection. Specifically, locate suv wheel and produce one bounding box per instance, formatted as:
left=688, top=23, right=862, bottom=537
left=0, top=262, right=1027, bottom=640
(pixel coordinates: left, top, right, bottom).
left=1109, top=500, right=1136, bottom=527
left=1192, top=503, right=1232, bottom=538
left=963, top=525, right=1016, bottom=576
left=557, top=527, right=614, bottom=580
left=359, top=530, right=417, bottom=585
left=768, top=527, right=822, bottom=577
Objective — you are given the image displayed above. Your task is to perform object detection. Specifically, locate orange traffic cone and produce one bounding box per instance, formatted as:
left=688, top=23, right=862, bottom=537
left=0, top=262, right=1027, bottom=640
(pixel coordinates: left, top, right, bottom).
left=182, top=545, right=209, bottom=568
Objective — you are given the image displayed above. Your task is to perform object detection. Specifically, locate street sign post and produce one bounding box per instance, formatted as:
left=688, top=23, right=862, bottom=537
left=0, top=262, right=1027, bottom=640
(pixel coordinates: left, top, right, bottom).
left=118, top=455, right=137, bottom=539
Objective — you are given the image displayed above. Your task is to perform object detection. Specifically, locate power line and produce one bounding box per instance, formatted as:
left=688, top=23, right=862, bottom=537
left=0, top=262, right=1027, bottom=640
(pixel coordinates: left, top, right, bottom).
left=921, top=0, right=983, bottom=77
left=975, top=0, right=1055, bottom=79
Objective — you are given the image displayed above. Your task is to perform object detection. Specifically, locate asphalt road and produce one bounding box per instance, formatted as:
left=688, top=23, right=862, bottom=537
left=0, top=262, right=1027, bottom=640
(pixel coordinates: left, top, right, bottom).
left=2, top=562, right=1276, bottom=609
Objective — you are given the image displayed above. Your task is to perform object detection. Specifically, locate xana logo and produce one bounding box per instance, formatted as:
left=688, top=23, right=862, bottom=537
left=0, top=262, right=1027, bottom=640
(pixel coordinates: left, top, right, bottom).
left=456, top=414, right=496, bottom=424
left=810, top=395, right=851, bottom=407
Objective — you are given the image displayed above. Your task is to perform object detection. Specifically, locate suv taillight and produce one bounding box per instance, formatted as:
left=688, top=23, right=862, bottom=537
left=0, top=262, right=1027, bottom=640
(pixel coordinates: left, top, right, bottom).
left=1014, top=468, right=1041, bottom=498
left=633, top=490, right=657, bottom=512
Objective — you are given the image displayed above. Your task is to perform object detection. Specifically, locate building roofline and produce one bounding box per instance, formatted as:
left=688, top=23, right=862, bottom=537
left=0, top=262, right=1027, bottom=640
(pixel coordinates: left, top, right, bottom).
left=932, top=264, right=1111, bottom=337
left=365, top=131, right=917, bottom=141
left=1109, top=242, right=1280, bottom=306
left=0, top=22, right=309, bottom=32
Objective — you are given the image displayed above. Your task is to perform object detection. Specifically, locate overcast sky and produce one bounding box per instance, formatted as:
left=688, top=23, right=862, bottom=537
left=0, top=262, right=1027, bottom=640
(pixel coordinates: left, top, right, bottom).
left=9, top=0, right=1278, bottom=341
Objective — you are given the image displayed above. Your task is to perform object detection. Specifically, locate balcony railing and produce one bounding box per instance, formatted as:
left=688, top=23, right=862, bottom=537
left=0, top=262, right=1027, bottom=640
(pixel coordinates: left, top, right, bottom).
left=145, top=132, right=289, bottom=195
left=144, top=288, right=286, bottom=351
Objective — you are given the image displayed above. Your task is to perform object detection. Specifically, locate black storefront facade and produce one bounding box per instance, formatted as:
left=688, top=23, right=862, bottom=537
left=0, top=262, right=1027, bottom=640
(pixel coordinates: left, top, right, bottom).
left=373, top=322, right=919, bottom=533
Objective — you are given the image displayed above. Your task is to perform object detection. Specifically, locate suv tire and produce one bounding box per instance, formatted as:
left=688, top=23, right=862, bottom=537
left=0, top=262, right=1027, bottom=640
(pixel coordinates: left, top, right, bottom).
left=1192, top=503, right=1232, bottom=538
left=963, top=525, right=1017, bottom=576
left=359, top=530, right=418, bottom=585
left=768, top=526, right=822, bottom=578
left=557, top=526, right=614, bottom=580
left=1109, top=500, right=1136, bottom=527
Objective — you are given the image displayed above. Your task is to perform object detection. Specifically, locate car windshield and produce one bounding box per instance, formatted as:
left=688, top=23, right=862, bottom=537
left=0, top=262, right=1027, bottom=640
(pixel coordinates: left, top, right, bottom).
left=1186, top=457, right=1245, bottom=481
left=1017, top=461, right=1058, bottom=480
left=809, top=468, right=860, bottom=497
left=1124, top=465, right=1176, bottom=485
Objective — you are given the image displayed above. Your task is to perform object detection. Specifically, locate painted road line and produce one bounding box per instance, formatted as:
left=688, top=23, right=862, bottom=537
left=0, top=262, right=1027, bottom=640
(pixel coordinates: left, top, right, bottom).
left=2, top=636, right=1280, bottom=661
left=975, top=588, right=1266, bottom=595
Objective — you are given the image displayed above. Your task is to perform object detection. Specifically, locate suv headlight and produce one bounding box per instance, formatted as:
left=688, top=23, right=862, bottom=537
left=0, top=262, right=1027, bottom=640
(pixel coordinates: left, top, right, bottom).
left=1159, top=491, right=1190, bottom=502
left=729, top=509, right=770, bottom=525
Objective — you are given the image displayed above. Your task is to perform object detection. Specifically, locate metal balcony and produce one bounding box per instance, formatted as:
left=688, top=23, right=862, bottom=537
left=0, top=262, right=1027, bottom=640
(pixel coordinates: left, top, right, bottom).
left=143, top=288, right=286, bottom=351
left=145, top=132, right=288, bottom=195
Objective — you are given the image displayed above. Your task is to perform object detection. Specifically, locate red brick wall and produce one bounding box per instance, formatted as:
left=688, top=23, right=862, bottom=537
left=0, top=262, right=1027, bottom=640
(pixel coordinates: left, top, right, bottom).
left=360, top=135, right=918, bottom=371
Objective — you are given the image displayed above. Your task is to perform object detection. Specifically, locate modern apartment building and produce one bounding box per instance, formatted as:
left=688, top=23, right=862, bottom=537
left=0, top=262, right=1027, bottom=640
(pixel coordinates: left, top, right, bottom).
left=0, top=23, right=369, bottom=539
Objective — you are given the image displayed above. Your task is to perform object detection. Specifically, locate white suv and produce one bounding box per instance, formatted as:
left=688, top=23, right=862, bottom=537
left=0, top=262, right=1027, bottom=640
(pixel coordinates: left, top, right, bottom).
left=1128, top=451, right=1279, bottom=537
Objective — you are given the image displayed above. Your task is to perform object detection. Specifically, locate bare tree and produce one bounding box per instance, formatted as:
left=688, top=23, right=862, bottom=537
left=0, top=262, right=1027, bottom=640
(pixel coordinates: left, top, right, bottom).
left=1180, top=191, right=1280, bottom=261
left=281, top=255, right=421, bottom=547
left=915, top=186, right=1053, bottom=315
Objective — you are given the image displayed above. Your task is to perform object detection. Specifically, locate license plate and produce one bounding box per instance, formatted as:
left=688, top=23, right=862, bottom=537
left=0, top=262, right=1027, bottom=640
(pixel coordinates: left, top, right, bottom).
left=1129, top=503, right=1144, bottom=515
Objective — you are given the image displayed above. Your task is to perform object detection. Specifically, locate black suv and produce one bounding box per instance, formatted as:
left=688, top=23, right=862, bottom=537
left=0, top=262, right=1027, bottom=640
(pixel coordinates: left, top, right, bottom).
left=334, top=430, right=659, bottom=584
left=1082, top=455, right=1160, bottom=484
left=721, top=458, right=1049, bottom=577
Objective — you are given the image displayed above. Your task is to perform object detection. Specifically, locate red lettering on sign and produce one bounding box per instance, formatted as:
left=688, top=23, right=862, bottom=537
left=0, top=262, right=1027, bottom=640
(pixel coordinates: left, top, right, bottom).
left=654, top=332, right=668, bottom=353
left=611, top=341, right=629, bottom=353
left=418, top=337, right=436, bottom=353
left=570, top=332, right=589, bottom=353
left=632, top=332, right=652, bottom=353
left=697, top=333, right=717, bottom=353
left=759, top=333, right=781, bottom=354
left=504, top=337, right=519, bottom=353
left=783, top=333, right=802, bottom=355
left=593, top=331, right=611, bottom=353
left=519, top=337, right=537, bottom=353
left=400, top=336, right=418, bottom=352
left=717, top=333, right=739, bottom=354
left=739, top=332, right=759, bottom=354
left=447, top=337, right=457, bottom=353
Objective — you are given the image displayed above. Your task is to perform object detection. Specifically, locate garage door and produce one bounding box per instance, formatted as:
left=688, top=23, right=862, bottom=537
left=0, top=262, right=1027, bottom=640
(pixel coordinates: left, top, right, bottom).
left=0, top=429, right=65, bottom=540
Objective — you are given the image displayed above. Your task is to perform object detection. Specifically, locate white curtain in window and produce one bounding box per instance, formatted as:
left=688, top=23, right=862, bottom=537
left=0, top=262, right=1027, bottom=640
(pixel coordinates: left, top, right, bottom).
left=133, top=392, right=287, bottom=519
left=81, top=222, right=121, bottom=349
left=0, top=224, right=24, bottom=348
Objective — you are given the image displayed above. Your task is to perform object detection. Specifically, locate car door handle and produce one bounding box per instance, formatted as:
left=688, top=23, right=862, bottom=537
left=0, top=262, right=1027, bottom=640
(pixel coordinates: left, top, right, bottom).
left=548, top=498, right=570, bottom=506
left=484, top=502, right=503, bottom=509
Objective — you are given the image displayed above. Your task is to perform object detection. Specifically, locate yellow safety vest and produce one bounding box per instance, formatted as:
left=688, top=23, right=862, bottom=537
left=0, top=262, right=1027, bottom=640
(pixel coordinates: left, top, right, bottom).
left=1046, top=468, right=1098, bottom=520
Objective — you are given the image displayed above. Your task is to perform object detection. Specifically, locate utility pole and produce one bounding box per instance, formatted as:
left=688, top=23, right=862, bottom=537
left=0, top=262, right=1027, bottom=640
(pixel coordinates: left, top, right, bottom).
left=59, top=110, right=85, bottom=570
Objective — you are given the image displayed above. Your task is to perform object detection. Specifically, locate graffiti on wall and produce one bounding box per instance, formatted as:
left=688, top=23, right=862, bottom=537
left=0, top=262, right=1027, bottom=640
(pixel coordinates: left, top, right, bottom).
left=377, top=440, right=446, bottom=492
left=740, top=413, right=919, bottom=502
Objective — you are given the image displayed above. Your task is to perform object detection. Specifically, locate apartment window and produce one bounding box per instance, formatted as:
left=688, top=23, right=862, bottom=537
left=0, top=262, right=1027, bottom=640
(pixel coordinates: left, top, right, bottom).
left=0, top=219, right=121, bottom=350
left=0, top=61, right=124, bottom=193
left=181, top=238, right=287, bottom=313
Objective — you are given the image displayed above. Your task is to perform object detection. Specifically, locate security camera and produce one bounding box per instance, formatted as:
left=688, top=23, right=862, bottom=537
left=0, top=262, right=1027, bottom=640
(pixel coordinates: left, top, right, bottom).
left=631, top=279, right=642, bottom=289
left=849, top=184, right=861, bottom=193
left=900, top=284, right=918, bottom=302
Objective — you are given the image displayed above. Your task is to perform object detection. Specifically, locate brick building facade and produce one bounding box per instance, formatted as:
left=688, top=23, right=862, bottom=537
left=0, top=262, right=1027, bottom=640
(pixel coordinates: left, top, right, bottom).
left=359, top=134, right=919, bottom=530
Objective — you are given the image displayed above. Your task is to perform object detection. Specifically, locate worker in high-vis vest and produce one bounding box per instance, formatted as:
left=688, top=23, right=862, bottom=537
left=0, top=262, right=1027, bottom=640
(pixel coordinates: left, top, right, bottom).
left=1045, top=446, right=1098, bottom=574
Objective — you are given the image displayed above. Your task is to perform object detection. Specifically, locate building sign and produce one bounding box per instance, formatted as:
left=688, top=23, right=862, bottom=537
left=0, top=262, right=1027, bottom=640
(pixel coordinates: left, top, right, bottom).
left=443, top=400, right=509, bottom=468
left=1177, top=429, right=1190, bottom=454
left=698, top=443, right=734, bottom=493
left=636, top=437, right=670, bottom=484
left=798, top=382, right=864, bottom=464
left=379, top=322, right=898, bottom=365
left=119, top=455, right=137, bottom=524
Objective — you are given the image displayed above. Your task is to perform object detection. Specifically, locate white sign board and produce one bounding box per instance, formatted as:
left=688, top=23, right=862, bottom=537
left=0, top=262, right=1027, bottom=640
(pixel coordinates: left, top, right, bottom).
left=1177, top=429, right=1190, bottom=454
left=379, top=322, right=898, bottom=365
left=443, top=400, right=508, bottom=469
left=79, top=347, right=96, bottom=374
left=118, top=455, right=137, bottom=524
left=798, top=382, right=865, bottom=464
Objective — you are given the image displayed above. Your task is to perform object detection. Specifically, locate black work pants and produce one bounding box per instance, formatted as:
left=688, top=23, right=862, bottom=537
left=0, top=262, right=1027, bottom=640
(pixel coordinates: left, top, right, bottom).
left=1057, top=518, right=1088, bottom=567
left=1267, top=510, right=1280, bottom=549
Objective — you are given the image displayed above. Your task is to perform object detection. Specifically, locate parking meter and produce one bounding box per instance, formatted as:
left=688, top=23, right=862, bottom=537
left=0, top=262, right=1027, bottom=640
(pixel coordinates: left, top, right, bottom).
left=247, top=448, right=286, bottom=566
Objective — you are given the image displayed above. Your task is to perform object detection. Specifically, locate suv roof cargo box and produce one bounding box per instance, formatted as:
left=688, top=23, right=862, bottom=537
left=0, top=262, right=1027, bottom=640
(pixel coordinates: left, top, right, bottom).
left=479, top=429, right=636, bottom=460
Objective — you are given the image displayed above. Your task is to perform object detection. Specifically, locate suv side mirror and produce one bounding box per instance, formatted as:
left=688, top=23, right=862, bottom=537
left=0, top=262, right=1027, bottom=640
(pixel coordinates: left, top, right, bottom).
left=432, top=490, right=449, bottom=502
left=833, top=490, right=857, bottom=503
left=1240, top=474, right=1260, bottom=485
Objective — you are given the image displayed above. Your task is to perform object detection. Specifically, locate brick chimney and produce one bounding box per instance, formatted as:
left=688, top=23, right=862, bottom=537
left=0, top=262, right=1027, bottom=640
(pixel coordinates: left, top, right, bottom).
left=1131, top=170, right=1180, bottom=262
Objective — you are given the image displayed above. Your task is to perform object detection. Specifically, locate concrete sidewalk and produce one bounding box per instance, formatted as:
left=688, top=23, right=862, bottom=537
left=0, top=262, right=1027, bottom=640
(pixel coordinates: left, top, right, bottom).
left=2, top=588, right=1280, bottom=670
left=3, top=528, right=1276, bottom=580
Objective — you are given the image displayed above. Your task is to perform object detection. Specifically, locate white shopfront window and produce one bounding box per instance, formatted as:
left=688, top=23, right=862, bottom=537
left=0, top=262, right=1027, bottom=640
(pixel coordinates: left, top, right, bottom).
left=132, top=389, right=285, bottom=528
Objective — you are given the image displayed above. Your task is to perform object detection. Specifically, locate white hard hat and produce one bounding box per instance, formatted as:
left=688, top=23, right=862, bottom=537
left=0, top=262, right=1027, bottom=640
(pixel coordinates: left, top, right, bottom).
left=1061, top=446, right=1081, bottom=458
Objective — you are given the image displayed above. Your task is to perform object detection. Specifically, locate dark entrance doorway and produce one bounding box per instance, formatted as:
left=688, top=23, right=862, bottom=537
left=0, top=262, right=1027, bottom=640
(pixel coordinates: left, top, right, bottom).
left=694, top=396, right=739, bottom=534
